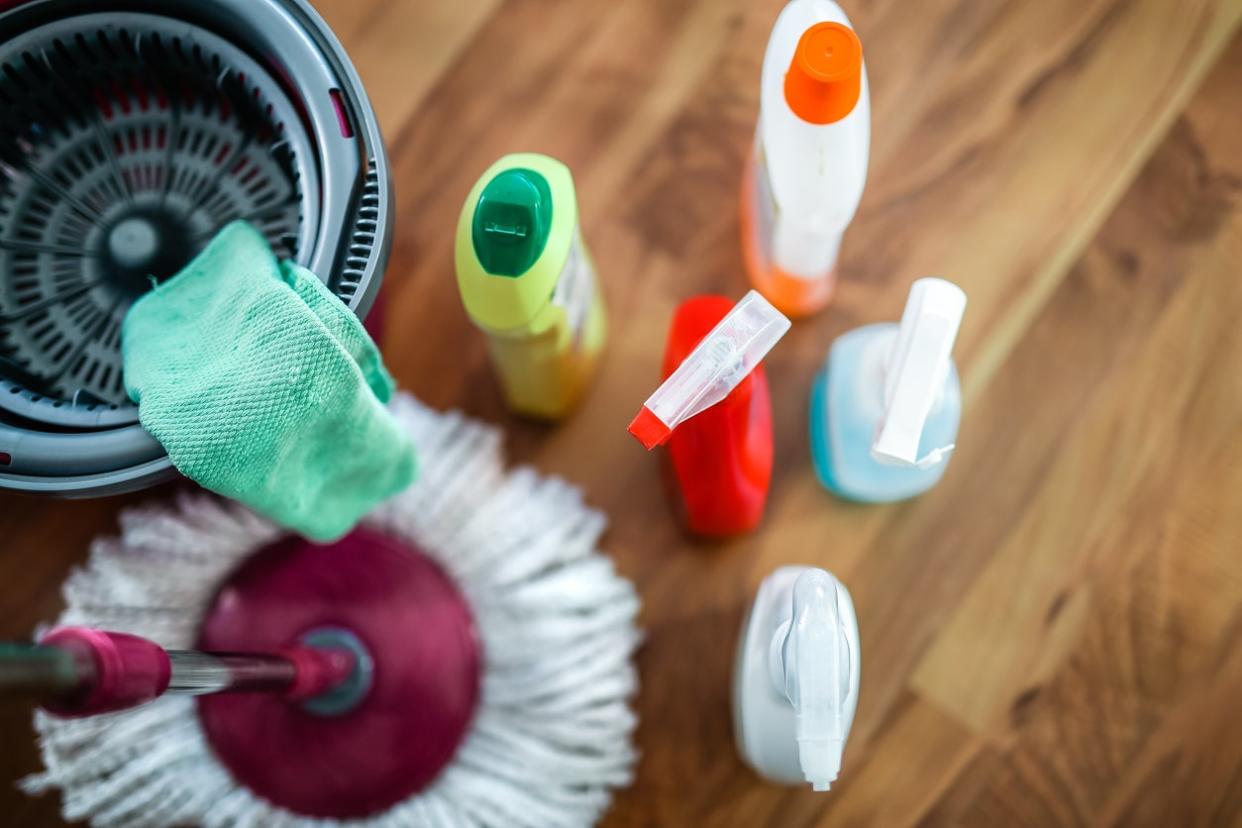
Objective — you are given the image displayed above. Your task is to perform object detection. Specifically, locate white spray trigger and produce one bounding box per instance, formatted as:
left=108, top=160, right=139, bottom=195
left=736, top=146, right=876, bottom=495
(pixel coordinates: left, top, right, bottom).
left=871, top=278, right=966, bottom=468
left=633, top=291, right=789, bottom=447
left=769, top=569, right=849, bottom=791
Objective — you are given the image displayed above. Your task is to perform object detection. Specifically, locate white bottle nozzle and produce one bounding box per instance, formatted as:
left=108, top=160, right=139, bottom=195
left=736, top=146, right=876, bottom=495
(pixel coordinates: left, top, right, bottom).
left=871, top=278, right=967, bottom=469
left=629, top=291, right=790, bottom=449
left=770, top=569, right=850, bottom=791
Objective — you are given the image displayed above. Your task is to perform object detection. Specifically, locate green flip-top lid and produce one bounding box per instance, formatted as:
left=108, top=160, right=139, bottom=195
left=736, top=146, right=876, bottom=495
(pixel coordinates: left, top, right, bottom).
left=455, top=153, right=579, bottom=332
left=471, top=168, right=553, bottom=277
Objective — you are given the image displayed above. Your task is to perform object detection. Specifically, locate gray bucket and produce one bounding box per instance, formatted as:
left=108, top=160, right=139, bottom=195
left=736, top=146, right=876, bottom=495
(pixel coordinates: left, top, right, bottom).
left=0, top=0, right=393, bottom=496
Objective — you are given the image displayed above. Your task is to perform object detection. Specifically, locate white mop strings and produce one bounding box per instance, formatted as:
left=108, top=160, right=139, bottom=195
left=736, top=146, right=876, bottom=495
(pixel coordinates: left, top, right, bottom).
left=22, top=392, right=642, bottom=828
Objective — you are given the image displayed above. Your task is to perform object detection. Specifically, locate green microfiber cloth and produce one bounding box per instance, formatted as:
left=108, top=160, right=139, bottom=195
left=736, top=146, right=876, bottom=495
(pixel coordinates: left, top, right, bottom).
left=122, top=221, right=416, bottom=541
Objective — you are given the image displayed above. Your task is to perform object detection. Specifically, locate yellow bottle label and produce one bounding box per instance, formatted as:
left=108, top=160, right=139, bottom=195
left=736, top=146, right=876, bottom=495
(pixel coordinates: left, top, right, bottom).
left=551, top=228, right=596, bottom=349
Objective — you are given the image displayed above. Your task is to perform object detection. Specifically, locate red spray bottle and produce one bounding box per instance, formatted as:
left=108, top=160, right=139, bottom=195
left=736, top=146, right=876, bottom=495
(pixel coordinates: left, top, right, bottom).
left=628, top=291, right=790, bottom=537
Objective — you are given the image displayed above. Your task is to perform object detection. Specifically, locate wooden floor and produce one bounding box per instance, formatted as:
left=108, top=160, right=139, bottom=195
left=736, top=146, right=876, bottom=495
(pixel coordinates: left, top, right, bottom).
left=3, top=0, right=1242, bottom=825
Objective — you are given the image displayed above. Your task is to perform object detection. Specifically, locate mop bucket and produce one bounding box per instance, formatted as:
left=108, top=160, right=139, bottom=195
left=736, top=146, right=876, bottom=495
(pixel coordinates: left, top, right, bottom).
left=0, top=0, right=393, bottom=496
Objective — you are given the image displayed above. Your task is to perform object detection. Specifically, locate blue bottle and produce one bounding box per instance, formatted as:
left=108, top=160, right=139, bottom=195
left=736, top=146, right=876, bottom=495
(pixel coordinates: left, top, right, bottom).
left=810, top=278, right=967, bottom=502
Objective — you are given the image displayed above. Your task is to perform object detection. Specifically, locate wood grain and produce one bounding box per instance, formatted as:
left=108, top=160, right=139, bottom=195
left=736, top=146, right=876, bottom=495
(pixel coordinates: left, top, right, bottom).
left=2, top=0, right=1242, bottom=825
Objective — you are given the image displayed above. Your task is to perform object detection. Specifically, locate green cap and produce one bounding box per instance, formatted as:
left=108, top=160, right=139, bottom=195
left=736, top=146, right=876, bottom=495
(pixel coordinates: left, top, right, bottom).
left=471, top=168, right=553, bottom=277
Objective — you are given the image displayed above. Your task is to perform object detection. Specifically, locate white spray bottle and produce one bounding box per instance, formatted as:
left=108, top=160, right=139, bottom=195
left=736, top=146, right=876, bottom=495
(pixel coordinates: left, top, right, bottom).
left=733, top=567, right=860, bottom=791
left=810, top=277, right=967, bottom=502
left=741, top=0, right=870, bottom=319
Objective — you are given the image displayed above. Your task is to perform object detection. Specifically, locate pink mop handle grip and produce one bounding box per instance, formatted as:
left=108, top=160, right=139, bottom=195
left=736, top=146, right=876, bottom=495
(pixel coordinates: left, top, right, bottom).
left=38, top=627, right=172, bottom=717
left=31, top=627, right=355, bottom=717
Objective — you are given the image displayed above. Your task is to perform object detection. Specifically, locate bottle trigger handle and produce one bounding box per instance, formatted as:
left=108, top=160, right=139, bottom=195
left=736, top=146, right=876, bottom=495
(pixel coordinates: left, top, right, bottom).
left=871, top=278, right=966, bottom=468
left=769, top=569, right=850, bottom=791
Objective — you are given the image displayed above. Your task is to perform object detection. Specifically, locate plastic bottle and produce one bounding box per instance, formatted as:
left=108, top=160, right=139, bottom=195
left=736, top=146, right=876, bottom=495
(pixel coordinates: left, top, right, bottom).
left=628, top=291, right=790, bottom=537
left=741, top=0, right=870, bottom=318
left=733, top=566, right=860, bottom=790
left=455, top=153, right=606, bottom=420
left=811, top=277, right=967, bottom=502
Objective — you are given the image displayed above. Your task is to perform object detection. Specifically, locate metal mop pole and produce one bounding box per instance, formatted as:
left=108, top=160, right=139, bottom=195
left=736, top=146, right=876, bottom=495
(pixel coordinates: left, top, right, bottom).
left=0, top=627, right=358, bottom=716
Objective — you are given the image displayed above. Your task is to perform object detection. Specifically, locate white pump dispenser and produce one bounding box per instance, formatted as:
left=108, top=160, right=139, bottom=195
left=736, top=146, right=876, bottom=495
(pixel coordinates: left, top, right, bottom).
left=871, top=278, right=967, bottom=469
left=734, top=566, right=859, bottom=791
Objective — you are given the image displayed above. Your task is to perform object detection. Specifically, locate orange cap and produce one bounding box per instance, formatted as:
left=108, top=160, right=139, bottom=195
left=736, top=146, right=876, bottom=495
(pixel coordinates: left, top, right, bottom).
left=784, top=23, right=862, bottom=125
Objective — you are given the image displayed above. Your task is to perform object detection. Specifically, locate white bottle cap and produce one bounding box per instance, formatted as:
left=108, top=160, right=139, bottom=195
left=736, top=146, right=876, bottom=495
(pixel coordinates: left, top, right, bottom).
left=871, top=278, right=967, bottom=469
left=769, top=569, right=852, bottom=791
left=629, top=291, right=790, bottom=449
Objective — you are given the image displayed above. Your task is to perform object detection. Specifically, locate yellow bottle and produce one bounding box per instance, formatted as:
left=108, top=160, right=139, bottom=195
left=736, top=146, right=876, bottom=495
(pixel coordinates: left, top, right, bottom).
left=455, top=154, right=606, bottom=420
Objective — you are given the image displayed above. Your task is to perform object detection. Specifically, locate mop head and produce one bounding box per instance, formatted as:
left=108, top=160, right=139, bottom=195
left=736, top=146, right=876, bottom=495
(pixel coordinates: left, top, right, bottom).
left=22, top=392, right=642, bottom=828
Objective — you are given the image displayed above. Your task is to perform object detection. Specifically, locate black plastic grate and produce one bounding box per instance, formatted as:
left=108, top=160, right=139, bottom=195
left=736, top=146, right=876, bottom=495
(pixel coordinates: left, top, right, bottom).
left=333, top=158, right=380, bottom=306
left=0, top=15, right=317, bottom=427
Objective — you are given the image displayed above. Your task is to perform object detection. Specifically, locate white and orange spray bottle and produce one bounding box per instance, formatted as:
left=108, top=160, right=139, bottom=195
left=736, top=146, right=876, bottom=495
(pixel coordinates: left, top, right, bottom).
left=741, top=0, right=870, bottom=318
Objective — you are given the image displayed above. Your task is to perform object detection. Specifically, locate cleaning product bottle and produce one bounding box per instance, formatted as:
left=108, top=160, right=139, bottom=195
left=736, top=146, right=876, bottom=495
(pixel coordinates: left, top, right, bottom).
left=455, top=153, right=606, bottom=420
left=741, top=0, right=869, bottom=318
left=811, top=277, right=967, bottom=502
left=627, top=291, right=789, bottom=537
left=733, top=566, right=860, bottom=790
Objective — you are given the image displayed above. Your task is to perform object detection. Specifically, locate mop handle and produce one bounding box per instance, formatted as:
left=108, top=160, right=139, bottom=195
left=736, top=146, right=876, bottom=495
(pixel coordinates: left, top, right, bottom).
left=0, top=627, right=355, bottom=717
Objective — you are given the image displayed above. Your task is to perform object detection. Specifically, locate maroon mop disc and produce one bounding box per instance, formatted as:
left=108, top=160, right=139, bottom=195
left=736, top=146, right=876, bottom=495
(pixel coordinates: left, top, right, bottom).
left=196, top=528, right=481, bottom=819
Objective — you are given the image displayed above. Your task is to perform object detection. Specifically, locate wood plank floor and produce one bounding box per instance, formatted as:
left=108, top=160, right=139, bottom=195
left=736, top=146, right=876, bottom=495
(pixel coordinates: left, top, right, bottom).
left=3, top=1, right=1242, bottom=825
